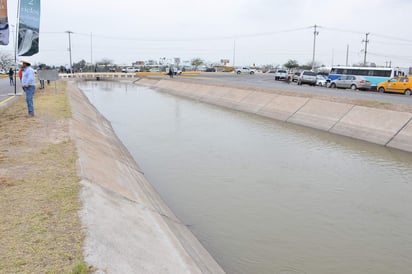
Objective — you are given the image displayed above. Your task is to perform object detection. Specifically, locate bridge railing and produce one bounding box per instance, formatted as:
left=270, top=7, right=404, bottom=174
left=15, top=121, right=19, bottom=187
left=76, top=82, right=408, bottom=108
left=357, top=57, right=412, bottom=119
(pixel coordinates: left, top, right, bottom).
left=59, top=72, right=139, bottom=79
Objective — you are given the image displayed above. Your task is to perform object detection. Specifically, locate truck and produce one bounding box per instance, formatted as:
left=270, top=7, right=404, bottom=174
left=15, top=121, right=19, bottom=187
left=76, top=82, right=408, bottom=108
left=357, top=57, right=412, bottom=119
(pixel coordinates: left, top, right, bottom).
left=274, top=69, right=288, bottom=80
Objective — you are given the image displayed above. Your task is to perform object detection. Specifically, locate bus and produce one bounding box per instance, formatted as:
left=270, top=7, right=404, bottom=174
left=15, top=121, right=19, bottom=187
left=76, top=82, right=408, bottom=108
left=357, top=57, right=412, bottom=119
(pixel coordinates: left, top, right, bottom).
left=327, top=66, right=405, bottom=90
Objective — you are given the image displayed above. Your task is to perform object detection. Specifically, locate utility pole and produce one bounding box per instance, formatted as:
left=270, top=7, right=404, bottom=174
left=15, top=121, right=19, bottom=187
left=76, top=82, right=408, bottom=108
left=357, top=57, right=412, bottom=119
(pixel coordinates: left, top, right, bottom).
left=90, top=32, right=93, bottom=70
left=346, top=44, right=349, bottom=66
left=312, top=24, right=319, bottom=71
left=233, top=40, right=236, bottom=70
left=362, top=33, right=369, bottom=66
left=66, top=31, right=73, bottom=73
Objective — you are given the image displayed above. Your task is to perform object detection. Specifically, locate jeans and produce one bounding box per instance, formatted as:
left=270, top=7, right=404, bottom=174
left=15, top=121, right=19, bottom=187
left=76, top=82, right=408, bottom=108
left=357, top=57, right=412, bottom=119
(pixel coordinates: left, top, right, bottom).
left=24, top=85, right=35, bottom=115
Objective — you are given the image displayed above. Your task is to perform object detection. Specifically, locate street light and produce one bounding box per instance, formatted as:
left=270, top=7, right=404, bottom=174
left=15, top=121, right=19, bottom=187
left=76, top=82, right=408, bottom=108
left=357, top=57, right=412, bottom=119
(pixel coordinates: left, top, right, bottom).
left=312, top=25, right=319, bottom=71
left=66, top=30, right=73, bottom=73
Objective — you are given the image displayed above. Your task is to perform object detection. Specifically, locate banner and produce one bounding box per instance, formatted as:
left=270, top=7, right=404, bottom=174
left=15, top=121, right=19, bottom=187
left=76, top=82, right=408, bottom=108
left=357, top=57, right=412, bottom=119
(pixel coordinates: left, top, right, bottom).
left=0, top=0, right=9, bottom=46
left=18, top=0, right=41, bottom=56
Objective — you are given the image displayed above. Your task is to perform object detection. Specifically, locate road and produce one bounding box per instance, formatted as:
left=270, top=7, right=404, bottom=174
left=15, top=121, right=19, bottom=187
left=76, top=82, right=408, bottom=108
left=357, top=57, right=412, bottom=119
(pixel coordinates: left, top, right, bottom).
left=0, top=77, right=22, bottom=101
left=182, top=73, right=412, bottom=107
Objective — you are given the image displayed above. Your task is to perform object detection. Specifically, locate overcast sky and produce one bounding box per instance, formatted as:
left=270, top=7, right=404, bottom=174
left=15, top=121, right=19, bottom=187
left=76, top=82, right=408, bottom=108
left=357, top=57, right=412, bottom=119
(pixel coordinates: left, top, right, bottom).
left=2, top=0, right=412, bottom=68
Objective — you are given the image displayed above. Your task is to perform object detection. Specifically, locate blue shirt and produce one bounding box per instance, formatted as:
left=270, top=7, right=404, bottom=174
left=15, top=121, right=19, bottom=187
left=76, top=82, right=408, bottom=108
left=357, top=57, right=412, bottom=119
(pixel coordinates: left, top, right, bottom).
left=22, top=66, right=36, bottom=87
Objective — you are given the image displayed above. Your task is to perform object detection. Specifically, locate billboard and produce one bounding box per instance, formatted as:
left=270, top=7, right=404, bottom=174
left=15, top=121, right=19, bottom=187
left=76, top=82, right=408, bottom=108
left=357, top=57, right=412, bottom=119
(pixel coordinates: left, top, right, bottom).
left=0, top=0, right=9, bottom=45
left=18, top=0, right=41, bottom=56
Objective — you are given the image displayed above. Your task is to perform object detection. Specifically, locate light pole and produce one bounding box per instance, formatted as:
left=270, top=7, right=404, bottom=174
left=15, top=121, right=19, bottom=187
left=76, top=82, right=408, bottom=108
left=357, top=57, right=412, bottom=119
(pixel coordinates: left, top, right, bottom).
left=66, top=30, right=73, bottom=73
left=311, top=25, right=319, bottom=71
left=10, top=24, right=17, bottom=94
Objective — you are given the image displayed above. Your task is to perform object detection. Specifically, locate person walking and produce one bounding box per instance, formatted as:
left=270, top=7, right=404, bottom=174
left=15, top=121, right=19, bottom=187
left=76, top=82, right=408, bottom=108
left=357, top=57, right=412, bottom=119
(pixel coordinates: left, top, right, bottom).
left=168, top=66, right=174, bottom=78
left=21, top=60, right=36, bottom=117
left=8, top=67, right=14, bottom=86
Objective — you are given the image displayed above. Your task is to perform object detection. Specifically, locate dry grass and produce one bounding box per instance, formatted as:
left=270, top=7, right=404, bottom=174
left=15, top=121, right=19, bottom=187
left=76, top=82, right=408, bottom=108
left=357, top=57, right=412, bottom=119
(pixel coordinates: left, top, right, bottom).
left=0, top=82, right=89, bottom=273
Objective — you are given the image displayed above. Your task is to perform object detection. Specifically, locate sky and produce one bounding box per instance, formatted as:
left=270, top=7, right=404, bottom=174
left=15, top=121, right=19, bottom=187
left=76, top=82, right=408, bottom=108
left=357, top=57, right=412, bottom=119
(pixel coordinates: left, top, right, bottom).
left=2, top=0, right=412, bottom=69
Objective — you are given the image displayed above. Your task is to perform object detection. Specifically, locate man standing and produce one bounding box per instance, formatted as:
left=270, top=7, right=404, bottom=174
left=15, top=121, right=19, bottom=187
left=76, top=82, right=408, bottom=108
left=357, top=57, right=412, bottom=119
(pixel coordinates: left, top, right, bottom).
left=8, top=67, right=14, bottom=86
left=21, top=60, right=36, bottom=116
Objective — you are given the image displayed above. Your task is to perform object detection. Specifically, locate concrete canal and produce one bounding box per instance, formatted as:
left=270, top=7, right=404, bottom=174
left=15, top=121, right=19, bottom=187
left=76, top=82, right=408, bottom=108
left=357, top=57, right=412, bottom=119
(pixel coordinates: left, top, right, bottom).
left=80, top=81, right=412, bottom=274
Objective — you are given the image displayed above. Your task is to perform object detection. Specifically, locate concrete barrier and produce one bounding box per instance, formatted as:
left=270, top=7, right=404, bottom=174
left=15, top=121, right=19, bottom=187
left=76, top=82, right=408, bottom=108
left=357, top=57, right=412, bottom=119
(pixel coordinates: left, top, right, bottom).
left=139, top=79, right=412, bottom=153
left=68, top=83, right=224, bottom=273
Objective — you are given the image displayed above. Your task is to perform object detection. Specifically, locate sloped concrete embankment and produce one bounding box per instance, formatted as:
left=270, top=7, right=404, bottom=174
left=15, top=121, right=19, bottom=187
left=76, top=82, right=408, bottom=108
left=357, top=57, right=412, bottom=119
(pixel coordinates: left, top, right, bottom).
left=67, top=82, right=224, bottom=273
left=138, top=78, right=412, bottom=153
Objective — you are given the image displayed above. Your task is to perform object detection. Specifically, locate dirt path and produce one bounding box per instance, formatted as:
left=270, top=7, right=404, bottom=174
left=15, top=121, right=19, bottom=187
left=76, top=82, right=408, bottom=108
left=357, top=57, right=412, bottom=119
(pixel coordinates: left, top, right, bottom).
left=0, top=82, right=88, bottom=273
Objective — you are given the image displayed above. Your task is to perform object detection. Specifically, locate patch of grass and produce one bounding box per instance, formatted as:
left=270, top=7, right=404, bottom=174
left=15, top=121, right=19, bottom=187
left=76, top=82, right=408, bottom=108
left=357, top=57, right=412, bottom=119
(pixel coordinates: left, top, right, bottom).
left=70, top=261, right=89, bottom=274
left=0, top=82, right=88, bottom=273
left=36, top=81, right=72, bottom=118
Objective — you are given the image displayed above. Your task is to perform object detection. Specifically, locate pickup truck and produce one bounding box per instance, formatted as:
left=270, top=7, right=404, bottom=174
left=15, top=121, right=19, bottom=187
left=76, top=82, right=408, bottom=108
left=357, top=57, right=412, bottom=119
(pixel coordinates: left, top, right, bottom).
left=235, top=67, right=256, bottom=75
left=274, top=69, right=288, bottom=80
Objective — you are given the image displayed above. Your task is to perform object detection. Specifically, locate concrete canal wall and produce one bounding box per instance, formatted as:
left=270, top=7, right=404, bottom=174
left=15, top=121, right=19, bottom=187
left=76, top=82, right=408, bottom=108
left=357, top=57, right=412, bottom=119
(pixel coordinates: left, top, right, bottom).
left=68, top=83, right=224, bottom=273
left=137, top=78, right=412, bottom=153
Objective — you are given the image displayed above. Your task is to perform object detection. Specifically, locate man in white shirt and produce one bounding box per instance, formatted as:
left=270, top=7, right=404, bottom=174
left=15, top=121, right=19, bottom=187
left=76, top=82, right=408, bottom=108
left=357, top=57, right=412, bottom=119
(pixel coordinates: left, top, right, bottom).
left=21, top=60, right=36, bottom=116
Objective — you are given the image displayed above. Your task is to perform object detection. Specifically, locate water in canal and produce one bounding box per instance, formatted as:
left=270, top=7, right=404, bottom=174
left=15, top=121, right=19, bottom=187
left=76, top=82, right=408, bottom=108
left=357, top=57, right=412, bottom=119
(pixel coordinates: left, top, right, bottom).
left=80, top=81, right=412, bottom=274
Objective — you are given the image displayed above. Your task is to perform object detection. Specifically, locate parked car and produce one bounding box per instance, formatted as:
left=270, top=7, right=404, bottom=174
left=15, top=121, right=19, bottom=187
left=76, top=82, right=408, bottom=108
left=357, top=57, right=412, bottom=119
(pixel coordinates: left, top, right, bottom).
left=329, top=75, right=371, bottom=90
left=297, top=70, right=317, bottom=86
left=0, top=68, right=6, bottom=74
left=377, top=76, right=412, bottom=95
left=205, top=67, right=216, bottom=72
left=235, top=67, right=256, bottom=75
left=122, top=67, right=140, bottom=73
left=316, top=75, right=327, bottom=86
left=274, top=69, right=288, bottom=80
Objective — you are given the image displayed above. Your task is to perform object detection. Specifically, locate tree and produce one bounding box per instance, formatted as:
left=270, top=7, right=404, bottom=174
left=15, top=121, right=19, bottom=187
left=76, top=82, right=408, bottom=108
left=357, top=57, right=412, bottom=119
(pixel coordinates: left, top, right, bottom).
left=96, top=58, right=113, bottom=72
left=0, top=53, right=14, bottom=69
left=191, top=58, right=203, bottom=70
left=261, top=64, right=275, bottom=72
left=73, top=59, right=87, bottom=71
left=284, top=59, right=299, bottom=70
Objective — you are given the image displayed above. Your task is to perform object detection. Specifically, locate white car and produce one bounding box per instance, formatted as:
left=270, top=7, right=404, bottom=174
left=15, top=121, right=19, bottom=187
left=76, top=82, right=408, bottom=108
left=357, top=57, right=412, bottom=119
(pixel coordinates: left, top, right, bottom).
left=0, top=69, right=6, bottom=74
left=235, top=67, right=256, bottom=75
left=122, top=67, right=140, bottom=73
left=316, top=75, right=327, bottom=86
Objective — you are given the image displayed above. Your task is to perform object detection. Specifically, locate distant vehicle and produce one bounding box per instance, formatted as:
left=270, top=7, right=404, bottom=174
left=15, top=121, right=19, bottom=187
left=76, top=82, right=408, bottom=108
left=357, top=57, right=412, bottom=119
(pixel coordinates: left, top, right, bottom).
left=205, top=67, right=216, bottom=72
left=297, top=70, right=317, bottom=86
left=327, top=66, right=404, bottom=90
left=292, top=72, right=301, bottom=82
left=122, top=67, right=140, bottom=73
left=316, top=75, right=327, bottom=86
left=108, top=67, right=116, bottom=72
left=235, top=67, right=256, bottom=75
left=377, top=76, right=412, bottom=95
left=329, top=75, right=371, bottom=90
left=274, top=69, right=288, bottom=80
left=0, top=69, right=6, bottom=74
